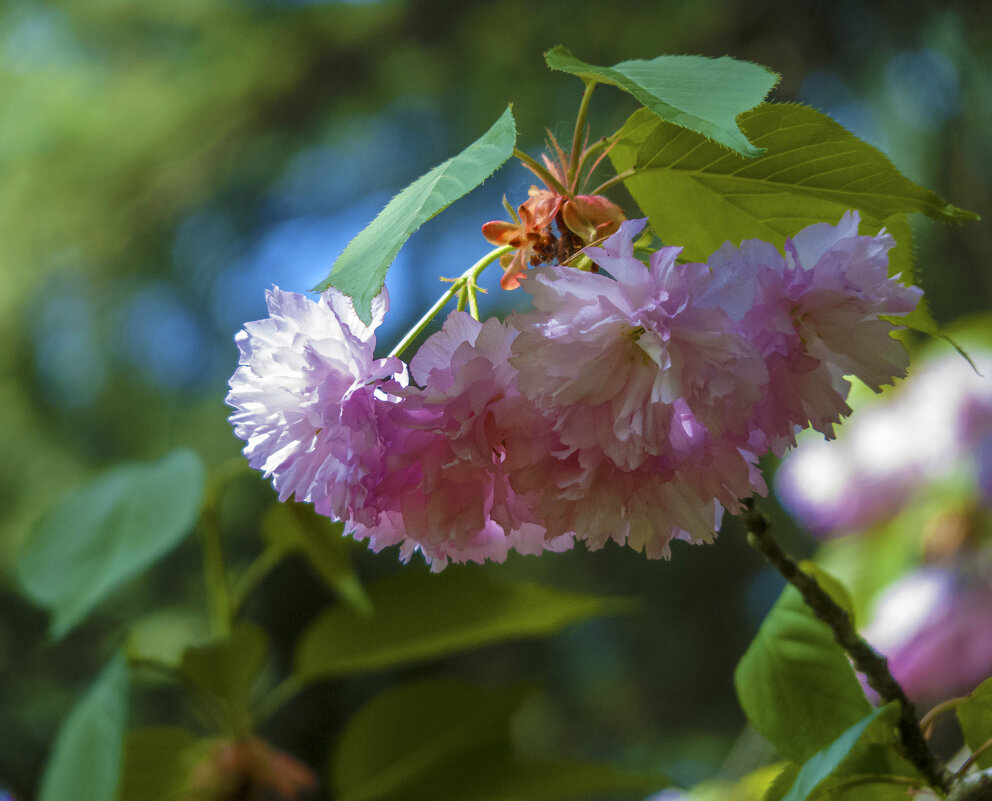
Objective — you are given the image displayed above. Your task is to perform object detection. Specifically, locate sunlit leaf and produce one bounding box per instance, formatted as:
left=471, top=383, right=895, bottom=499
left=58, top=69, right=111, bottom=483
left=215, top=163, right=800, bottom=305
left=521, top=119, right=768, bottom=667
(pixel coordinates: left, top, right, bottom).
left=296, top=567, right=631, bottom=680
left=118, top=727, right=205, bottom=801
left=15, top=449, right=206, bottom=639
left=734, top=565, right=871, bottom=764
left=610, top=104, right=978, bottom=263
left=545, top=46, right=777, bottom=157
left=39, top=653, right=129, bottom=801
left=957, top=676, right=992, bottom=770
left=332, top=678, right=669, bottom=801
left=180, top=622, right=269, bottom=710
left=316, top=106, right=517, bottom=323
left=263, top=502, right=371, bottom=615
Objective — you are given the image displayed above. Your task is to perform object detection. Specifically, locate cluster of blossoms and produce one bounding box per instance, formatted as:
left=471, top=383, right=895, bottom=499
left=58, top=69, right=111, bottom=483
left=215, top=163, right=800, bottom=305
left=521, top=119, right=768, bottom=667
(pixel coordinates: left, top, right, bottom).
left=228, top=211, right=920, bottom=569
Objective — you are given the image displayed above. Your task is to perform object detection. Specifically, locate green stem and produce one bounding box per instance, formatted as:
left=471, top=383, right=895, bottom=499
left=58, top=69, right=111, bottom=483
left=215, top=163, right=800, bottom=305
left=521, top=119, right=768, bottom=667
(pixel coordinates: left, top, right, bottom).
left=255, top=675, right=304, bottom=725
left=513, top=148, right=570, bottom=197
left=467, top=283, right=480, bottom=320
left=590, top=167, right=636, bottom=197
left=200, top=507, right=232, bottom=639
left=920, top=696, right=966, bottom=732
left=741, top=498, right=950, bottom=795
left=568, top=80, right=597, bottom=187
left=573, top=135, right=613, bottom=192
left=231, top=544, right=287, bottom=615
left=456, top=286, right=468, bottom=313
left=388, top=245, right=512, bottom=359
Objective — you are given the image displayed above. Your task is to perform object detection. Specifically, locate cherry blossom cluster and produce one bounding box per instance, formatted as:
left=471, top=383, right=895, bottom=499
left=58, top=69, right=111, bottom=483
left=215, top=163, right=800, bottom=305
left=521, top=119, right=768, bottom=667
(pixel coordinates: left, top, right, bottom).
left=227, top=211, right=920, bottom=569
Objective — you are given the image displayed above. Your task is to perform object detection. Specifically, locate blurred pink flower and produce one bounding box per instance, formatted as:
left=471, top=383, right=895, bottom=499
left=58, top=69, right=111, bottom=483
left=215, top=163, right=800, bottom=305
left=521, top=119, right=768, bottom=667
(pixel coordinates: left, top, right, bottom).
left=351, top=313, right=572, bottom=570
left=864, top=566, right=992, bottom=702
left=226, top=286, right=404, bottom=526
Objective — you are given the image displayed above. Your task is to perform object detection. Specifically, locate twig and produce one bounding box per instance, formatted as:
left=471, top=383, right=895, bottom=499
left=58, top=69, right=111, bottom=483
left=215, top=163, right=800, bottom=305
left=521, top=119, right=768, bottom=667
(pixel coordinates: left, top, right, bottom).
left=741, top=498, right=950, bottom=794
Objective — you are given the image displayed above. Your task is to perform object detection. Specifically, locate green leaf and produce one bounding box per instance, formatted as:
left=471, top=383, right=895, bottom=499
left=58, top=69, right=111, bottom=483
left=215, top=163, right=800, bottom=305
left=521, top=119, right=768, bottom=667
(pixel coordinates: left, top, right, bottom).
left=332, top=678, right=669, bottom=801
left=734, top=566, right=871, bottom=764
left=118, top=727, right=205, bottom=801
left=610, top=103, right=978, bottom=263
left=545, top=46, right=777, bottom=158
left=125, top=607, right=211, bottom=671
left=764, top=763, right=801, bottom=801
left=403, top=759, right=670, bottom=801
left=180, top=622, right=269, bottom=710
left=15, top=449, right=206, bottom=639
left=296, top=567, right=632, bottom=680
left=263, top=502, right=371, bottom=615
left=316, top=105, right=517, bottom=323
left=332, top=678, right=526, bottom=801
left=780, top=704, right=901, bottom=801
left=957, top=676, right=992, bottom=770
left=39, top=652, right=130, bottom=801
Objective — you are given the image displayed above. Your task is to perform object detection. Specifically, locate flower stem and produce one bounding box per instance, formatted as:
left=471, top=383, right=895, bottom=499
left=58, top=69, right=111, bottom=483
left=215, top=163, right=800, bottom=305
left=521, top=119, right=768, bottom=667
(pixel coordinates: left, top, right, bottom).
left=388, top=245, right=513, bottom=359
left=741, top=498, right=950, bottom=794
left=590, top=167, right=636, bottom=197
left=568, top=80, right=597, bottom=186
left=513, top=148, right=570, bottom=197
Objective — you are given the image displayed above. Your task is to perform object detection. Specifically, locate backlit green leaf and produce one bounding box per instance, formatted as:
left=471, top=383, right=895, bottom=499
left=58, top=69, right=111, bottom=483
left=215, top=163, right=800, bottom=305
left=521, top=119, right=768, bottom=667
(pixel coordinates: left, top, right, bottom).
left=957, top=676, right=992, bottom=770
left=16, top=449, right=206, bottom=639
left=296, top=567, right=631, bottom=680
left=610, top=104, right=978, bottom=263
left=545, top=46, right=777, bottom=157
left=39, top=653, right=129, bottom=801
left=316, top=105, right=516, bottom=323
left=734, top=566, right=871, bottom=764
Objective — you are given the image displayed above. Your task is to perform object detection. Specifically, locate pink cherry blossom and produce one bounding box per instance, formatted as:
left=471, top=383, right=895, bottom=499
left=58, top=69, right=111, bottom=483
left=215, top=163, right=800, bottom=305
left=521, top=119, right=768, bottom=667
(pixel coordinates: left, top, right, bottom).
left=350, top=312, right=572, bottom=570
left=504, top=220, right=770, bottom=556
left=510, top=219, right=767, bottom=472
left=705, top=211, right=922, bottom=454
left=226, top=286, right=404, bottom=525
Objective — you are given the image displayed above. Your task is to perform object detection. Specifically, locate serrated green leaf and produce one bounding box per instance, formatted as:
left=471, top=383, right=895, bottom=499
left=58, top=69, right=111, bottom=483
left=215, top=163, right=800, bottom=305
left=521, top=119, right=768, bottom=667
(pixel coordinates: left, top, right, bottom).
left=333, top=678, right=670, bottom=801
left=316, top=106, right=516, bottom=323
left=780, top=704, right=901, bottom=801
left=957, top=676, right=992, bottom=770
left=610, top=103, right=978, bottom=264
left=39, top=652, right=129, bottom=801
left=296, top=567, right=632, bottom=680
left=16, top=449, right=206, bottom=639
left=180, top=622, right=269, bottom=710
left=735, top=566, right=871, bottom=764
left=545, top=46, right=777, bottom=158
left=263, top=502, right=371, bottom=615
left=118, top=727, right=206, bottom=801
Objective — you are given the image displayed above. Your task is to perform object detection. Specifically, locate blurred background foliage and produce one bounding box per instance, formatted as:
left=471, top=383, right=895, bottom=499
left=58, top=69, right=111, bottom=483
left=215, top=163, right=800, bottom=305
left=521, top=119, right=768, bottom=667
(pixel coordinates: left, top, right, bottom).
left=2, top=0, right=991, bottom=798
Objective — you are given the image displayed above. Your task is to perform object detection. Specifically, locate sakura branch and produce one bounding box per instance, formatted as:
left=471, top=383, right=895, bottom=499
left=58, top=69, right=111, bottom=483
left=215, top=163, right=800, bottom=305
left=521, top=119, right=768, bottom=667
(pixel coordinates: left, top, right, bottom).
left=741, top=498, right=950, bottom=793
